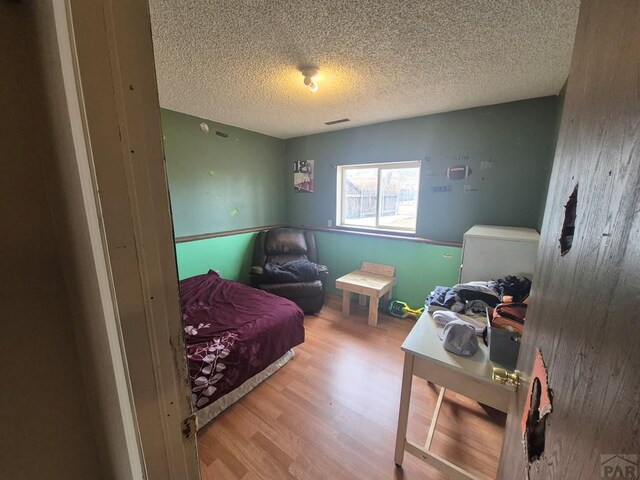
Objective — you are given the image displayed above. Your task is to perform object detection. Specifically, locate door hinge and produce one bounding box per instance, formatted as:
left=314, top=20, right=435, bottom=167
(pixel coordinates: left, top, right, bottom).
left=182, top=413, right=196, bottom=439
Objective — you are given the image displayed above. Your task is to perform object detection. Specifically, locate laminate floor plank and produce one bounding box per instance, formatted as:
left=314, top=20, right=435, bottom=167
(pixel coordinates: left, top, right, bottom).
left=201, top=459, right=240, bottom=480
left=197, top=297, right=506, bottom=479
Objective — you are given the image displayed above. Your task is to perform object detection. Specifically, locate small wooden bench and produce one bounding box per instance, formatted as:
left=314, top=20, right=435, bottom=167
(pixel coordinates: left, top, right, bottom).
left=335, top=262, right=396, bottom=327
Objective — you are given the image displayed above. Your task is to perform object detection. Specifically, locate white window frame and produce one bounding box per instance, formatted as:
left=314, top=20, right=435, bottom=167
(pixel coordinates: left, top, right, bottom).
left=336, top=160, right=422, bottom=233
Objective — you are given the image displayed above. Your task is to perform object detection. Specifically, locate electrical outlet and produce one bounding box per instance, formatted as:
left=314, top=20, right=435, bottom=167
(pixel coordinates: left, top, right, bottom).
left=327, top=220, right=333, bottom=228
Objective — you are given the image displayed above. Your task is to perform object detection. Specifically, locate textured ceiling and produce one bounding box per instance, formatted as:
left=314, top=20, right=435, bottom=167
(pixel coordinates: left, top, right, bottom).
left=149, top=0, right=579, bottom=139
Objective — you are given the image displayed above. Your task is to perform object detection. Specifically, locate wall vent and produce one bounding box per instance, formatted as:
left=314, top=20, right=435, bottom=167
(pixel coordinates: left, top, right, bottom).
left=324, top=118, right=350, bottom=125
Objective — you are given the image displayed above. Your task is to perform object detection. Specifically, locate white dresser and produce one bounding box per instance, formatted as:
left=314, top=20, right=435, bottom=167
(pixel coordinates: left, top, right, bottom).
left=459, top=225, right=540, bottom=283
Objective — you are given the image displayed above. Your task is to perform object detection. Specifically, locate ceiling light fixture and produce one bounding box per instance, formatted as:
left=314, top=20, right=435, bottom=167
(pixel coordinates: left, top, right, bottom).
left=301, top=67, right=319, bottom=93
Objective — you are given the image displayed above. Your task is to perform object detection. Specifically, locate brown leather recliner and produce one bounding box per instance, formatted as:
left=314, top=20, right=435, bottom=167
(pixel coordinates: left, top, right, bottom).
left=250, top=227, right=328, bottom=314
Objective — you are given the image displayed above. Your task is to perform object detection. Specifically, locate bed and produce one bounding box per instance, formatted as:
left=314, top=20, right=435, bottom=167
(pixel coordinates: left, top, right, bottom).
left=180, top=270, right=305, bottom=429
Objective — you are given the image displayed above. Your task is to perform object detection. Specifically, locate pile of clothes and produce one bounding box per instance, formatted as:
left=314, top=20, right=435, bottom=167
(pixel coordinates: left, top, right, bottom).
left=262, top=259, right=321, bottom=284
left=425, top=276, right=531, bottom=335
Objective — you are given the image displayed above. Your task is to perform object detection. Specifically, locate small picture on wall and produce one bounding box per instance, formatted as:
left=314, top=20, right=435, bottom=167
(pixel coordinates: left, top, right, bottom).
left=294, top=160, right=314, bottom=193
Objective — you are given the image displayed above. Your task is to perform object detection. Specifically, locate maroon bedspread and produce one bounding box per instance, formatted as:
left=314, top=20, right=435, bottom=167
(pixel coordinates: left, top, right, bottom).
left=180, top=271, right=304, bottom=410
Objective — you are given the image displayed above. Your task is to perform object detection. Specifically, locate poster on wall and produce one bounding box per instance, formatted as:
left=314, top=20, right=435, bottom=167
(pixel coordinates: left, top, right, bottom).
left=294, top=160, right=314, bottom=193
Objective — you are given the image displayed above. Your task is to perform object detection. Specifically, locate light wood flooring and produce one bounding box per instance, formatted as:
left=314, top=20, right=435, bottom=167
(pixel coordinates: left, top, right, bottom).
left=197, top=296, right=506, bottom=480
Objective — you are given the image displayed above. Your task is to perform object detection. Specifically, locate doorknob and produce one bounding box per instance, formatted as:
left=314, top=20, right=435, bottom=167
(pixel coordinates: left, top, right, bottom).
left=492, top=367, right=521, bottom=388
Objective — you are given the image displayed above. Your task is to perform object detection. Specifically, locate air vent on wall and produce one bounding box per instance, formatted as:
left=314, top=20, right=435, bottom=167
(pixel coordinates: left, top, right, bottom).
left=324, top=118, right=351, bottom=125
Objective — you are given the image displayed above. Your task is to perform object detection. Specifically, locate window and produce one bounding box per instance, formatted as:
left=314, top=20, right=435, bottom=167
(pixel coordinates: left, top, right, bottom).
left=336, top=161, right=421, bottom=233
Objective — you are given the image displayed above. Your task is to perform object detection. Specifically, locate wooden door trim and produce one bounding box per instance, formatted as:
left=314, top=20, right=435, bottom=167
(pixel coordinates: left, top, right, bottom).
left=49, top=1, right=145, bottom=478
left=67, top=0, right=200, bottom=478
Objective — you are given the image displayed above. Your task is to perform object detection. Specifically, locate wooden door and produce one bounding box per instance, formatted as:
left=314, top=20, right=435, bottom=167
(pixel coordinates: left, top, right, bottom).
left=498, top=1, right=640, bottom=479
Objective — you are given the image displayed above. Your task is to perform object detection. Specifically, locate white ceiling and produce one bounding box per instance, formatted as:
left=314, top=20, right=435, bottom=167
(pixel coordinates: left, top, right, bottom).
left=149, top=0, right=579, bottom=139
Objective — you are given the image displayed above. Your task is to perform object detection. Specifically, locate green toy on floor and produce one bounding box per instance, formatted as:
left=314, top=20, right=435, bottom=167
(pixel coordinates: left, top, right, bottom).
left=387, top=300, right=424, bottom=319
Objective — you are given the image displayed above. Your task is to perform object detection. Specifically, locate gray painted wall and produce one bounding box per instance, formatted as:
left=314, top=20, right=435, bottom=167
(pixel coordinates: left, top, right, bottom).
left=162, top=109, right=287, bottom=237
left=285, top=97, right=562, bottom=243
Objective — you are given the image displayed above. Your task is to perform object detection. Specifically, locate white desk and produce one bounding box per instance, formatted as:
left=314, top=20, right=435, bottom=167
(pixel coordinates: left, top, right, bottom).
left=394, top=312, right=516, bottom=479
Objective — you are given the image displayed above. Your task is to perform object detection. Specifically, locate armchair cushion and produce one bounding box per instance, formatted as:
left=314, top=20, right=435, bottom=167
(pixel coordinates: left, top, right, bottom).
left=265, top=229, right=308, bottom=257
left=258, top=280, right=324, bottom=299
left=249, top=266, right=263, bottom=276
left=266, top=253, right=309, bottom=265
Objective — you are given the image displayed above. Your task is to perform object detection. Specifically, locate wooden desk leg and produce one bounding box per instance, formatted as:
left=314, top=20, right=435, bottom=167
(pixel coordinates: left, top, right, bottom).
left=394, top=353, right=414, bottom=467
left=342, top=290, right=351, bottom=317
left=368, top=296, right=379, bottom=326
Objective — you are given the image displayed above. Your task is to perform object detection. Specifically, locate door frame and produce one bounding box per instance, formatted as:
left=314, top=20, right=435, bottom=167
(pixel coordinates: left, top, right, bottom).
left=53, top=0, right=200, bottom=478
left=48, top=2, right=145, bottom=478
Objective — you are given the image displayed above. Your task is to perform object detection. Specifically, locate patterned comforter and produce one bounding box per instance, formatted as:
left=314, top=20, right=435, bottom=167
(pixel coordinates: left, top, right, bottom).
left=180, top=271, right=305, bottom=410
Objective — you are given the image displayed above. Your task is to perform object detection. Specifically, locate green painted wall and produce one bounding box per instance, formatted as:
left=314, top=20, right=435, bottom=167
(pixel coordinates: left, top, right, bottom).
left=175, top=232, right=257, bottom=283
left=174, top=229, right=461, bottom=307
left=161, top=109, right=287, bottom=237
left=167, top=97, right=563, bottom=293
left=285, top=97, right=562, bottom=243
left=315, top=231, right=461, bottom=307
